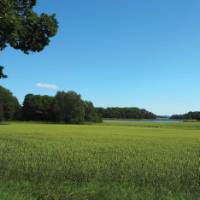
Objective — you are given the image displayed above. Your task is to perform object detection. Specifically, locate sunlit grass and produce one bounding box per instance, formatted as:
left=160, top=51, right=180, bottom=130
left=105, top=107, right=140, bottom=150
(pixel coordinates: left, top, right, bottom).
left=0, top=122, right=199, bottom=199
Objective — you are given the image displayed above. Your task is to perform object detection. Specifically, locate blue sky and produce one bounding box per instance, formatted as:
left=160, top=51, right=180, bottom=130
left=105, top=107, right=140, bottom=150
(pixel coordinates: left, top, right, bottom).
left=1, top=0, right=200, bottom=115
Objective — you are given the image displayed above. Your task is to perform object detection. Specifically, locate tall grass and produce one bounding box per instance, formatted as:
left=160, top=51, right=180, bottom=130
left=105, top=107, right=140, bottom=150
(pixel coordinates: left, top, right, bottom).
left=0, top=123, right=199, bottom=199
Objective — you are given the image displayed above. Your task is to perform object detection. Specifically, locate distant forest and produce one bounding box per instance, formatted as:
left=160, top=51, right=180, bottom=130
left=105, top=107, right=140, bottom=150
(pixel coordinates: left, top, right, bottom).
left=0, top=86, right=101, bottom=123
left=171, top=112, right=200, bottom=121
left=0, top=86, right=157, bottom=123
left=96, top=107, right=156, bottom=119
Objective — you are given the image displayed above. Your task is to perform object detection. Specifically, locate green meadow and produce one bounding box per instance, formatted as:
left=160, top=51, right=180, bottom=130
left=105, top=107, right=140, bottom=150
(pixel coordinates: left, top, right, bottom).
left=0, top=122, right=200, bottom=200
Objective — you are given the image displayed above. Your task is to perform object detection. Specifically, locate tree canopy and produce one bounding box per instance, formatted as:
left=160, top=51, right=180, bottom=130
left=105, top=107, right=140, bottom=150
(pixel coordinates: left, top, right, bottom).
left=171, top=112, right=200, bottom=121
left=0, top=86, right=158, bottom=123
left=54, top=91, right=85, bottom=124
left=0, top=0, right=58, bottom=53
left=0, top=66, right=7, bottom=79
left=96, top=107, right=156, bottom=120
left=21, top=91, right=102, bottom=124
left=84, top=101, right=102, bottom=122
left=0, top=86, right=20, bottom=121
left=22, top=94, right=54, bottom=121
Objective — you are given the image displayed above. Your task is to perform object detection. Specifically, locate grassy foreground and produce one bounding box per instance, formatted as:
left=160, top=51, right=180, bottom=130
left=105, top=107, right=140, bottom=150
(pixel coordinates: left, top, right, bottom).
left=0, top=122, right=200, bottom=200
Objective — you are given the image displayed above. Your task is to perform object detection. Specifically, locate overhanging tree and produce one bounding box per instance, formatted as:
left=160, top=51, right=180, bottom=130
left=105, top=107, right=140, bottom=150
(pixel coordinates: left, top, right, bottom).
left=0, top=0, right=58, bottom=77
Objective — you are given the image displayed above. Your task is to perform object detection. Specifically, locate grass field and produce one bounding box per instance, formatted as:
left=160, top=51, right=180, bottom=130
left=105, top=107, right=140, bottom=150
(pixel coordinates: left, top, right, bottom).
left=0, top=122, right=200, bottom=200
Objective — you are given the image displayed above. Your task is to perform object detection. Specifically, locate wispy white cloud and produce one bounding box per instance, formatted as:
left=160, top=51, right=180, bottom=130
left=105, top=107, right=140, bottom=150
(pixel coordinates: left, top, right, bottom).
left=36, top=83, right=59, bottom=91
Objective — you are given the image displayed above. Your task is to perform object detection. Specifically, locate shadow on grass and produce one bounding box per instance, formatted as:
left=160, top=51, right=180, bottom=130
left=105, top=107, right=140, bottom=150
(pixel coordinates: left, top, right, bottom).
left=0, top=122, right=10, bottom=125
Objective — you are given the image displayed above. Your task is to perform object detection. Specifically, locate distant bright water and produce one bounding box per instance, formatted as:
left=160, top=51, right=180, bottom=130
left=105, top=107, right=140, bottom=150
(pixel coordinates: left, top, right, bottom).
left=104, top=119, right=182, bottom=123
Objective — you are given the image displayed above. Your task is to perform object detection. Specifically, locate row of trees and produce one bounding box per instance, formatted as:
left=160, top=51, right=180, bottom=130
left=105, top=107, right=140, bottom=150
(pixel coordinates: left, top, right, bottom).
left=0, top=86, right=158, bottom=123
left=0, top=86, right=101, bottom=123
left=96, top=107, right=156, bottom=119
left=21, top=92, right=102, bottom=123
left=171, top=112, right=200, bottom=121
left=0, top=86, right=20, bottom=121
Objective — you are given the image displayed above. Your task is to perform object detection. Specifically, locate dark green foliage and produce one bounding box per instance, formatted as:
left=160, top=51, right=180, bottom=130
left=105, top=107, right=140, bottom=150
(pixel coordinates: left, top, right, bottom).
left=21, top=91, right=102, bottom=124
left=84, top=101, right=102, bottom=122
left=0, top=102, right=4, bottom=121
left=96, top=107, right=156, bottom=119
left=0, top=86, right=20, bottom=120
left=171, top=111, right=200, bottom=121
left=1, top=85, right=160, bottom=124
left=0, top=66, right=7, bottom=79
left=22, top=94, right=54, bottom=121
left=54, top=91, right=85, bottom=124
left=0, top=0, right=58, bottom=53
left=170, top=114, right=183, bottom=120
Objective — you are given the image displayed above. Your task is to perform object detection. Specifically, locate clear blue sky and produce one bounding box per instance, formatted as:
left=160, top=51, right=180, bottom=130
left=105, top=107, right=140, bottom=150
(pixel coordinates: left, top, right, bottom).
left=1, top=0, right=200, bottom=115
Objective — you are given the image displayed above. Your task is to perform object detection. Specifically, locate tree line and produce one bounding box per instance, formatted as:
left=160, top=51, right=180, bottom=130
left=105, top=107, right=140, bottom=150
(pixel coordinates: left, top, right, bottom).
left=171, top=112, right=200, bottom=121
left=96, top=107, right=156, bottom=119
left=0, top=86, right=101, bottom=123
left=22, top=92, right=102, bottom=123
left=0, top=86, right=158, bottom=123
left=0, top=86, right=19, bottom=121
